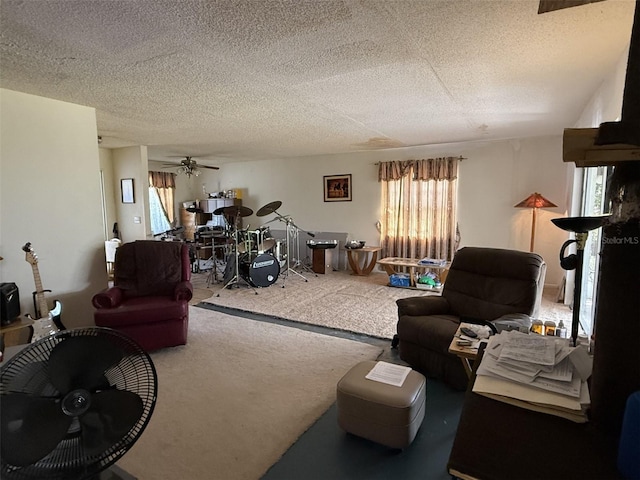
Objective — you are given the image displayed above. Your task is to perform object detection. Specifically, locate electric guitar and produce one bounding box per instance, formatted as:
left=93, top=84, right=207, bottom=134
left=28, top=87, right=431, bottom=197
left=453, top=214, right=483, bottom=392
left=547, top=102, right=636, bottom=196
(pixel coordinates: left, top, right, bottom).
left=22, top=242, right=64, bottom=342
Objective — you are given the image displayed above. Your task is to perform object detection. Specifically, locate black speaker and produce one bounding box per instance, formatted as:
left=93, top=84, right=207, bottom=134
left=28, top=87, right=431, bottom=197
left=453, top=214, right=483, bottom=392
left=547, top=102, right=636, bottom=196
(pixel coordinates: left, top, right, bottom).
left=1, top=282, right=20, bottom=325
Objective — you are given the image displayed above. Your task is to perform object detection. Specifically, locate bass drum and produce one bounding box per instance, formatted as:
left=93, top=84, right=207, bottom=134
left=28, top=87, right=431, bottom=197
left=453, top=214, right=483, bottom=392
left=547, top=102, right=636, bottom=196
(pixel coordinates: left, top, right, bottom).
left=239, top=253, right=280, bottom=287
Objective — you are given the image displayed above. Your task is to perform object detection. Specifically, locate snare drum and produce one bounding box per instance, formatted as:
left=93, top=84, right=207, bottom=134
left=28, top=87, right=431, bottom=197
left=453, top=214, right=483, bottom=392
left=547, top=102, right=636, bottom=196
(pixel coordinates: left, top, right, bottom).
left=237, top=229, right=259, bottom=254
left=258, top=226, right=276, bottom=253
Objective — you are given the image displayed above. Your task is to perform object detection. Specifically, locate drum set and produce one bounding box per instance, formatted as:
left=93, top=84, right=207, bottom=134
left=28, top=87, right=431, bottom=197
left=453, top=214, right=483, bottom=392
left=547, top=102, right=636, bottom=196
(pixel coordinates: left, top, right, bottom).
left=212, top=200, right=314, bottom=294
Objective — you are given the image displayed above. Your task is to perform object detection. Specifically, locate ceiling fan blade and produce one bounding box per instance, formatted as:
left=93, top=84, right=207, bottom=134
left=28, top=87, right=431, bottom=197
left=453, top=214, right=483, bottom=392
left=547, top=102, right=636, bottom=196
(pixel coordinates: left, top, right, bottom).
left=48, top=336, right=125, bottom=394
left=79, top=389, right=144, bottom=456
left=1, top=393, right=72, bottom=467
left=538, top=0, right=606, bottom=14
left=201, top=165, right=220, bottom=170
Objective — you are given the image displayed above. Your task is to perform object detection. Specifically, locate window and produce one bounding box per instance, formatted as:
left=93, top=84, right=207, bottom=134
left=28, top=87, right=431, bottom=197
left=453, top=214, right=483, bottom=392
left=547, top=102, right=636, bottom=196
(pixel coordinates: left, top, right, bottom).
left=378, top=158, right=459, bottom=261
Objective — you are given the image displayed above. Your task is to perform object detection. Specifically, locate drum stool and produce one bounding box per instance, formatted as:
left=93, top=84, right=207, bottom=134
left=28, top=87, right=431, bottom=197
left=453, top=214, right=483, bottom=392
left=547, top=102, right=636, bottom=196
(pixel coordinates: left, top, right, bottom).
left=336, top=360, right=426, bottom=449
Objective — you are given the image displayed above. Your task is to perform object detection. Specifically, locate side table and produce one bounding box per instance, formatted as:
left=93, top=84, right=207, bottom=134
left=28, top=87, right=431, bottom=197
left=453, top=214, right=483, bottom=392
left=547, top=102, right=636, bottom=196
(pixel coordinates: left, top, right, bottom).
left=448, top=324, right=483, bottom=378
left=346, top=246, right=382, bottom=276
left=0, top=317, right=34, bottom=360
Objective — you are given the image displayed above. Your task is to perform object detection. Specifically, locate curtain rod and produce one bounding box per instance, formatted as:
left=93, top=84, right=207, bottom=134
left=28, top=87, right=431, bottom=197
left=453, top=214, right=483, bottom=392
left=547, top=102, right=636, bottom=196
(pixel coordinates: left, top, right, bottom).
left=374, top=156, right=467, bottom=165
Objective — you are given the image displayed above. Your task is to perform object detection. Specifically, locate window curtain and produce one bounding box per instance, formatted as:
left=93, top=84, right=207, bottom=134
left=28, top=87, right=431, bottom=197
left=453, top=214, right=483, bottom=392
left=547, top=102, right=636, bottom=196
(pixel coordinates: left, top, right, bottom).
left=149, top=171, right=176, bottom=223
left=378, top=157, right=459, bottom=261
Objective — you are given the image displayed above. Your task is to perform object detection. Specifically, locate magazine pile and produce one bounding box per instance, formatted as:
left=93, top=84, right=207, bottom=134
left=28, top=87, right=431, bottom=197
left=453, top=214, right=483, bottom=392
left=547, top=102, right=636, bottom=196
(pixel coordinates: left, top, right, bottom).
left=473, top=330, right=593, bottom=423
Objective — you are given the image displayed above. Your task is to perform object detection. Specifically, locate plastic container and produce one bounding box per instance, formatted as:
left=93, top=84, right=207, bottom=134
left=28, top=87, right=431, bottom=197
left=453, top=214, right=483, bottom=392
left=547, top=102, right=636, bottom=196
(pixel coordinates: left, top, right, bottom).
left=530, top=319, right=543, bottom=335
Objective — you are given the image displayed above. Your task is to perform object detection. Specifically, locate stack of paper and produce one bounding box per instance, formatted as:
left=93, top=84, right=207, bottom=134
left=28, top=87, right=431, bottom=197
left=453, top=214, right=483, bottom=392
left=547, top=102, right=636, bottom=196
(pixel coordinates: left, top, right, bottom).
left=472, top=330, right=593, bottom=423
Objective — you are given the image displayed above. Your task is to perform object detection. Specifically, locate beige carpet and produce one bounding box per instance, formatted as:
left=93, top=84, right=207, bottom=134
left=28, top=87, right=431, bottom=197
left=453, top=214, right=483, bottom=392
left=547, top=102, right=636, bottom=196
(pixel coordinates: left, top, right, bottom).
left=117, top=306, right=382, bottom=479
left=202, top=270, right=571, bottom=340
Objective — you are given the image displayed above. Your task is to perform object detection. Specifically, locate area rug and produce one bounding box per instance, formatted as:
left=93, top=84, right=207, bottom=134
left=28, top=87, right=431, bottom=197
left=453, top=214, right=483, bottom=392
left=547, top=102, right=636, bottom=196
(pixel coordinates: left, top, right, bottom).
left=116, top=306, right=382, bottom=480
left=203, top=271, right=431, bottom=339
left=202, top=270, right=572, bottom=340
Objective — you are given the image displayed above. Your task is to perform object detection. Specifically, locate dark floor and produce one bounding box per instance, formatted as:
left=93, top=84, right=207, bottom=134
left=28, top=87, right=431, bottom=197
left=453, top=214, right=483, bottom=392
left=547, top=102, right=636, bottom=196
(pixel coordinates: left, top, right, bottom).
left=196, top=303, right=466, bottom=480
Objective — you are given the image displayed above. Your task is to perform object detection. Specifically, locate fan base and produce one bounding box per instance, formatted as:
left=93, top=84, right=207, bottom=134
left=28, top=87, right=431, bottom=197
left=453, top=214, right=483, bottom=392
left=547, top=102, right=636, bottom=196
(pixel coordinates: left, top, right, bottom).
left=98, top=465, right=136, bottom=480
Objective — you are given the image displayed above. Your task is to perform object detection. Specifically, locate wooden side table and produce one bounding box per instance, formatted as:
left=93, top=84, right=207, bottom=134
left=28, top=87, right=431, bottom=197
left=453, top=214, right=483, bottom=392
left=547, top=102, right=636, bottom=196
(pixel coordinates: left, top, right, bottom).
left=0, top=317, right=34, bottom=359
left=346, top=246, right=382, bottom=276
left=448, top=324, right=482, bottom=378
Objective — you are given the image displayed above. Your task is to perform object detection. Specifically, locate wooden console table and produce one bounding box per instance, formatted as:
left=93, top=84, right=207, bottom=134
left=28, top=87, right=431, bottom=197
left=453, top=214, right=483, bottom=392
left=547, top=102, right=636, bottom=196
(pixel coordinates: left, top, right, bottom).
left=377, top=257, right=449, bottom=287
left=346, top=246, right=382, bottom=276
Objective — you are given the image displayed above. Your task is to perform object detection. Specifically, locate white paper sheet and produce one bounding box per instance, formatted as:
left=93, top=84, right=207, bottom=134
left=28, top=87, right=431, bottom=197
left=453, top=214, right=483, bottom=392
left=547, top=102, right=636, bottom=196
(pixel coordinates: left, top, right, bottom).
left=365, top=361, right=412, bottom=387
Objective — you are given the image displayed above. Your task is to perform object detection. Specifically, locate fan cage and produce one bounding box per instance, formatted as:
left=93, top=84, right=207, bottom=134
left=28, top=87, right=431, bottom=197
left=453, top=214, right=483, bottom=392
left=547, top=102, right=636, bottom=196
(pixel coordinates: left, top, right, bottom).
left=1, top=327, right=157, bottom=480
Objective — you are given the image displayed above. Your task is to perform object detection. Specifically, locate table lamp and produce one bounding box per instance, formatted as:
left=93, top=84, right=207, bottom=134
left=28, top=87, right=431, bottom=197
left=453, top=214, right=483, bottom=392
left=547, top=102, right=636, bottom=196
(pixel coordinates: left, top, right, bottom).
left=514, top=192, right=557, bottom=252
left=551, top=215, right=610, bottom=347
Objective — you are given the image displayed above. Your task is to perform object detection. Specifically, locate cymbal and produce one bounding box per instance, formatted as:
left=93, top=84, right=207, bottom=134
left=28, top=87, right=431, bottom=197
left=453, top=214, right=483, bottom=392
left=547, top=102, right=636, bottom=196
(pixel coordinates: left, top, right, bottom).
left=222, top=205, right=253, bottom=217
left=213, top=206, right=226, bottom=215
left=186, top=207, right=204, bottom=214
left=256, top=200, right=282, bottom=217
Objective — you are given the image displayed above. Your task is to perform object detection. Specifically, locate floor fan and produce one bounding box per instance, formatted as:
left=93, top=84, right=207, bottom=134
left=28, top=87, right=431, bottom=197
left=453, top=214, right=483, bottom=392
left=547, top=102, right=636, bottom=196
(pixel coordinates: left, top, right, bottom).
left=1, top=327, right=158, bottom=480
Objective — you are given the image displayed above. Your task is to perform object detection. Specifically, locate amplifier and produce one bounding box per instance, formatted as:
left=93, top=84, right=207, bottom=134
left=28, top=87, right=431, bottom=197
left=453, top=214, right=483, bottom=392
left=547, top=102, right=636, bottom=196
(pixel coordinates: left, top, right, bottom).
left=0, top=282, right=20, bottom=326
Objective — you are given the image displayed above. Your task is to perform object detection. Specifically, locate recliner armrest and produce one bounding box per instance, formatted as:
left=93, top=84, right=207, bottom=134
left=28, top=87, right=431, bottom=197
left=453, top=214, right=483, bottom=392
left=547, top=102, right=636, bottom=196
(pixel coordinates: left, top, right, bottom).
left=92, top=287, right=124, bottom=309
left=397, top=296, right=451, bottom=317
left=174, top=281, right=193, bottom=302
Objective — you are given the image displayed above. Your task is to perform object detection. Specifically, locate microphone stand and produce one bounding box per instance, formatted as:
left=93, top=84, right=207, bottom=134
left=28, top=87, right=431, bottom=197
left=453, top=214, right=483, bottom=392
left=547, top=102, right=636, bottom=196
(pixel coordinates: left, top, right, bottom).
left=271, top=211, right=311, bottom=286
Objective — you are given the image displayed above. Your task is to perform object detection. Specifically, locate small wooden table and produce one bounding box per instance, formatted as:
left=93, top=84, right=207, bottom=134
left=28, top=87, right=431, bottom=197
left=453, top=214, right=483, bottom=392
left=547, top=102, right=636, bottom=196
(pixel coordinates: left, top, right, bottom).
left=448, top=324, right=483, bottom=379
left=346, top=246, right=382, bottom=276
left=0, top=317, right=34, bottom=360
left=377, top=257, right=449, bottom=287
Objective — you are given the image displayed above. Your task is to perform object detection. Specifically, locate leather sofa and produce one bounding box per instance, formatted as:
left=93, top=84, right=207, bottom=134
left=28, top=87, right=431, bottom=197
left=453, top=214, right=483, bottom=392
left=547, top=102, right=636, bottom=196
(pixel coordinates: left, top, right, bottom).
left=92, top=240, right=193, bottom=352
left=395, top=247, right=546, bottom=390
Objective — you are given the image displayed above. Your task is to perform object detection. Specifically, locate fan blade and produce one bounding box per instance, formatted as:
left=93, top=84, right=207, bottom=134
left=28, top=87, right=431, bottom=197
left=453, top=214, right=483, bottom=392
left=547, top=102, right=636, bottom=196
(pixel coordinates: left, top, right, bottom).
left=49, top=336, right=124, bottom=394
left=538, top=0, right=605, bottom=14
left=79, top=390, right=144, bottom=456
left=201, top=165, right=220, bottom=170
left=1, top=393, right=72, bottom=467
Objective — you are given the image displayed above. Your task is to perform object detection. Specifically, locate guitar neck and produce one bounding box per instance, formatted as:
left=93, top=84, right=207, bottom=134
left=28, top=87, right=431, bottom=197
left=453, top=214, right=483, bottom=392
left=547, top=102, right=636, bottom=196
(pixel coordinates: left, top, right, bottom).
left=30, top=262, right=50, bottom=317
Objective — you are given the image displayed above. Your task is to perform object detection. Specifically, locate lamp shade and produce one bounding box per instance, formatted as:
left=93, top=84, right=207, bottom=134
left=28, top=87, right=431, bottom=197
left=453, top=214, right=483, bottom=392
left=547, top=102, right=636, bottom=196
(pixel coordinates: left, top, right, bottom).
left=514, top=192, right=557, bottom=209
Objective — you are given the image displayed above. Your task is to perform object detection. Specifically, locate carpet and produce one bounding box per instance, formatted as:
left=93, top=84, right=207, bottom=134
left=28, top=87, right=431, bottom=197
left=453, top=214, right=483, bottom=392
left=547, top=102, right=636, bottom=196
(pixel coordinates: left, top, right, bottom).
left=202, top=270, right=571, bottom=340
left=116, top=306, right=382, bottom=480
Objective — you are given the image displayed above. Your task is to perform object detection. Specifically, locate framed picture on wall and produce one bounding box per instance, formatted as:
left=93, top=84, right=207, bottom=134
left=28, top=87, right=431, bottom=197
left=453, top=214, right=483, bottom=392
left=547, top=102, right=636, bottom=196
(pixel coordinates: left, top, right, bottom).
left=324, top=174, right=352, bottom=202
left=121, top=178, right=135, bottom=204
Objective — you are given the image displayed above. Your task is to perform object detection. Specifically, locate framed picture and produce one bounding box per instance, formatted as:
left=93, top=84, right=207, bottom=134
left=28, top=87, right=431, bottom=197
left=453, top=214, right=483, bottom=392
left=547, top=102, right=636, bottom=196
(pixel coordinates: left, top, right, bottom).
left=121, top=178, right=135, bottom=204
left=323, top=174, right=352, bottom=202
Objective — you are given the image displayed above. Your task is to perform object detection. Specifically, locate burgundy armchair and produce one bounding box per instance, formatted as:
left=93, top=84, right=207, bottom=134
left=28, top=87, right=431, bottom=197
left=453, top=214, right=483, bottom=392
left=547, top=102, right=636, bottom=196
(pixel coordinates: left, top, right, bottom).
left=92, top=240, right=193, bottom=352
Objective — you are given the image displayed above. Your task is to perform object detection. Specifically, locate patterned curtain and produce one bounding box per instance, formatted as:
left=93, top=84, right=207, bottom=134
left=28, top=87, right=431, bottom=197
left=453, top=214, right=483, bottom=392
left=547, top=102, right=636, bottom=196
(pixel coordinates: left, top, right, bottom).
left=148, top=171, right=176, bottom=223
left=378, top=157, right=459, bottom=261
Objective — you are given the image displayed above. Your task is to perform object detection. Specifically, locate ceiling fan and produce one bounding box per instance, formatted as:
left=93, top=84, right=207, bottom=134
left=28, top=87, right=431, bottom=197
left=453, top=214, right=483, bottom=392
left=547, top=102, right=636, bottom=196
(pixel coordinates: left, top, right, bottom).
left=162, top=156, right=219, bottom=177
left=538, top=0, right=606, bottom=14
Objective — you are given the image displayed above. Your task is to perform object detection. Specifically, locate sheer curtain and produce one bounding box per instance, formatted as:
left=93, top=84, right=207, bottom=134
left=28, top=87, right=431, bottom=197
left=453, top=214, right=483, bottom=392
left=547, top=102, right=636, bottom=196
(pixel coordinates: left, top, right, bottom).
left=378, top=157, right=459, bottom=260
left=148, top=171, right=176, bottom=231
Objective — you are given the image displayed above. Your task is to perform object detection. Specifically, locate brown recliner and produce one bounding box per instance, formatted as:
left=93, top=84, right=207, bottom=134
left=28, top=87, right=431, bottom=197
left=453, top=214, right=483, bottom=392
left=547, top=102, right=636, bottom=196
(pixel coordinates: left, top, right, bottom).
left=395, top=247, right=546, bottom=390
left=92, top=240, right=193, bottom=352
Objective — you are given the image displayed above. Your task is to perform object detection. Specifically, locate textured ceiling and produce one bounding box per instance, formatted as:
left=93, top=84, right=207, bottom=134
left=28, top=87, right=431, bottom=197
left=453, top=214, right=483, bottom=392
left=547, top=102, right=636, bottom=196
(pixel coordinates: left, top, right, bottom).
left=0, top=0, right=635, bottom=165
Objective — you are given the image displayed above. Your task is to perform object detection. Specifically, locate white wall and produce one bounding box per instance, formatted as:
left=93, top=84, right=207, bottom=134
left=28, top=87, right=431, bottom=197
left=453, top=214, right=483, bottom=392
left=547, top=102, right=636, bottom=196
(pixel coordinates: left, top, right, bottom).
left=111, top=146, right=149, bottom=242
left=216, top=136, right=570, bottom=287
left=0, top=89, right=105, bottom=329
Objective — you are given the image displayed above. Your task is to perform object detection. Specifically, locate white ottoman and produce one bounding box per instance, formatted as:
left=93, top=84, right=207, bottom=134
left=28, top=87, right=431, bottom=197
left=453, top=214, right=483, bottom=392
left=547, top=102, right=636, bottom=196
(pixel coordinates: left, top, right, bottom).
left=336, top=360, right=426, bottom=449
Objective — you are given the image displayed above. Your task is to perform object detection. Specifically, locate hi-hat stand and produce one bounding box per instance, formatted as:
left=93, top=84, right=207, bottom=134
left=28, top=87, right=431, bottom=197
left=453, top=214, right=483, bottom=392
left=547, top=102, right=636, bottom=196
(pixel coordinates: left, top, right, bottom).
left=216, top=205, right=257, bottom=296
